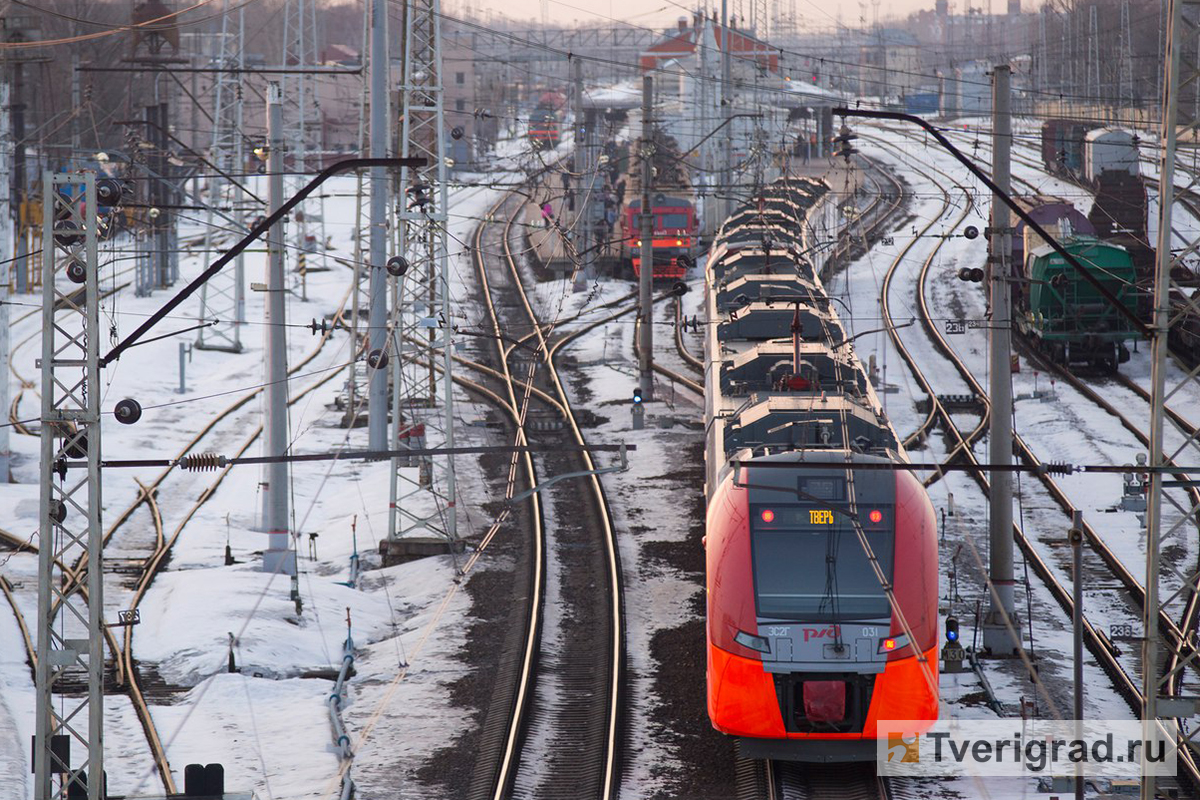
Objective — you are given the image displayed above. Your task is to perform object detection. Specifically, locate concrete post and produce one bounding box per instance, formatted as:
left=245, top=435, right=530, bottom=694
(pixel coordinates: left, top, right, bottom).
left=262, top=84, right=295, bottom=577
left=982, top=63, right=1017, bottom=654
left=367, top=0, right=390, bottom=449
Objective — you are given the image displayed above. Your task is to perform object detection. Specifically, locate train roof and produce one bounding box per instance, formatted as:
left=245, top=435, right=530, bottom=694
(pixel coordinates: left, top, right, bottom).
left=716, top=302, right=844, bottom=342
left=626, top=195, right=693, bottom=210
left=738, top=449, right=895, bottom=466
left=710, top=250, right=817, bottom=284
left=722, top=394, right=897, bottom=456
left=715, top=273, right=826, bottom=309
left=719, top=340, right=868, bottom=397
left=1028, top=234, right=1129, bottom=260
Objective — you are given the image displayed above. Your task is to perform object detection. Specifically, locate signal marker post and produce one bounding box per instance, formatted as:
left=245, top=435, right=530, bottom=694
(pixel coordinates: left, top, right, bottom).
left=982, top=63, right=1019, bottom=655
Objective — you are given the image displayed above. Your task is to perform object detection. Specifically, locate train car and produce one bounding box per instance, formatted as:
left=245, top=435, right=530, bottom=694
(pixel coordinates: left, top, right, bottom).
left=1169, top=287, right=1200, bottom=368
left=1088, top=173, right=1151, bottom=270
left=1083, top=128, right=1139, bottom=185
left=704, top=178, right=939, bottom=762
left=1041, top=118, right=1090, bottom=179
left=1019, top=235, right=1139, bottom=371
left=1008, top=195, right=1095, bottom=272
left=1039, top=119, right=1152, bottom=272
left=624, top=194, right=697, bottom=280
left=528, top=107, right=560, bottom=150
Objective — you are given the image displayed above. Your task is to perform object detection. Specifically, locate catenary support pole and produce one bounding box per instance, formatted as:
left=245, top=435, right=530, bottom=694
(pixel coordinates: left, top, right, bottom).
left=639, top=74, right=654, bottom=400
left=35, top=174, right=104, bottom=800
left=720, top=0, right=732, bottom=222
left=1070, top=510, right=1084, bottom=800
left=982, top=63, right=1018, bottom=655
left=0, top=79, right=9, bottom=482
left=572, top=58, right=591, bottom=283
left=367, top=0, right=390, bottom=449
left=262, top=84, right=295, bottom=576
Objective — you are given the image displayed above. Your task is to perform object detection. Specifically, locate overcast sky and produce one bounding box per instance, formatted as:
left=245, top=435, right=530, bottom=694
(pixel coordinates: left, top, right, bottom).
left=467, top=0, right=1036, bottom=32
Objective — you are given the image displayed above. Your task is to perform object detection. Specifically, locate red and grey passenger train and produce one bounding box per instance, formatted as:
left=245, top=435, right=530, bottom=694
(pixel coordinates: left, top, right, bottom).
left=703, top=178, right=939, bottom=761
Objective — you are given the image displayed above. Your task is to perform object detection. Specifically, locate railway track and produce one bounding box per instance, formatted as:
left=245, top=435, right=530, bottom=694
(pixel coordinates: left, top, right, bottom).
left=463, top=188, right=624, bottom=800
left=735, top=756, right=889, bottom=800
left=634, top=303, right=704, bottom=396
left=884, top=124, right=1200, bottom=688
left=4, top=263, right=357, bottom=792
left=864, top=132, right=1200, bottom=793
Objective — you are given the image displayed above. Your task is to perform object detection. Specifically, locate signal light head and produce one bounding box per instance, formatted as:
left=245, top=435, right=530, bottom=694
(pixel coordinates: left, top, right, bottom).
left=946, top=616, right=960, bottom=642
left=632, top=387, right=643, bottom=404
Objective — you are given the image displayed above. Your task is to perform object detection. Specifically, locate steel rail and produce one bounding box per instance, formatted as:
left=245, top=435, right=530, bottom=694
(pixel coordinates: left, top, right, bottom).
left=501, top=193, right=625, bottom=800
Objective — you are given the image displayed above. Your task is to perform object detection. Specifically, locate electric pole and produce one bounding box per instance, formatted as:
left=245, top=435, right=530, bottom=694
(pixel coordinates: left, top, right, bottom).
left=1142, top=0, right=1200, bottom=795
left=638, top=74, right=655, bottom=401
left=196, top=0, right=247, bottom=353
left=388, top=0, right=458, bottom=545
left=367, top=0, right=390, bottom=449
left=982, top=63, right=1018, bottom=655
left=721, top=0, right=733, bottom=222
left=35, top=173, right=103, bottom=800
left=572, top=58, right=591, bottom=283
left=262, top=84, right=295, bottom=576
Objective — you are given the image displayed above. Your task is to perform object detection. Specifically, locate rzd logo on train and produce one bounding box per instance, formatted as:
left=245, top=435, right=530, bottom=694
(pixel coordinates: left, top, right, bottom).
left=801, top=625, right=841, bottom=642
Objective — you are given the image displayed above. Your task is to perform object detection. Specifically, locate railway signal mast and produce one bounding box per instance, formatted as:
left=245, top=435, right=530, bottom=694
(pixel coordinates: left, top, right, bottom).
left=1143, top=0, right=1200, bottom=795
left=388, top=0, right=458, bottom=543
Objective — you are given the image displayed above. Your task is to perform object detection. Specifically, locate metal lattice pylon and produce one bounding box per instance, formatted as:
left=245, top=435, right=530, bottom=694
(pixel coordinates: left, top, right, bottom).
left=338, top=7, right=374, bottom=425
left=34, top=174, right=103, bottom=800
left=1144, top=0, right=1200, bottom=794
left=280, top=0, right=326, bottom=293
left=389, top=0, right=457, bottom=542
left=196, top=0, right=246, bottom=352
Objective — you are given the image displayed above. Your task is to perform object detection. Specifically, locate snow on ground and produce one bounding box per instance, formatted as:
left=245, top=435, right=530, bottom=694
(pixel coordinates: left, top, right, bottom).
left=0, top=142, right=517, bottom=799
left=5, top=102, right=1195, bottom=800
left=832, top=122, right=1176, bottom=797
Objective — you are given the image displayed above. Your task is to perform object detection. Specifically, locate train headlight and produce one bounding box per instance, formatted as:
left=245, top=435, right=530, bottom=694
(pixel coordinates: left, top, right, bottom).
left=869, top=509, right=883, bottom=524
left=879, top=633, right=910, bottom=653
left=734, top=630, right=771, bottom=654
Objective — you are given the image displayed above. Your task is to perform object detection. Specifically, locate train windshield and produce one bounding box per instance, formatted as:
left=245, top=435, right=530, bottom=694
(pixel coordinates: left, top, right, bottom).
left=750, top=503, right=894, bottom=622
left=658, top=212, right=690, bottom=229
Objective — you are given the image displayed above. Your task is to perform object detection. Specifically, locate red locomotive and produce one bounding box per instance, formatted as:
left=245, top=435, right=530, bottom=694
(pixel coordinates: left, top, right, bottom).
left=623, top=193, right=697, bottom=280
left=703, top=179, right=939, bottom=761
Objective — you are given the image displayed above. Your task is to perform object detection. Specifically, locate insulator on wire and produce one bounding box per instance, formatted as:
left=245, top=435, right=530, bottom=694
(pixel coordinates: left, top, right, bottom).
left=66, top=260, right=87, bottom=284
left=179, top=453, right=227, bottom=472
left=114, top=398, right=142, bottom=425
